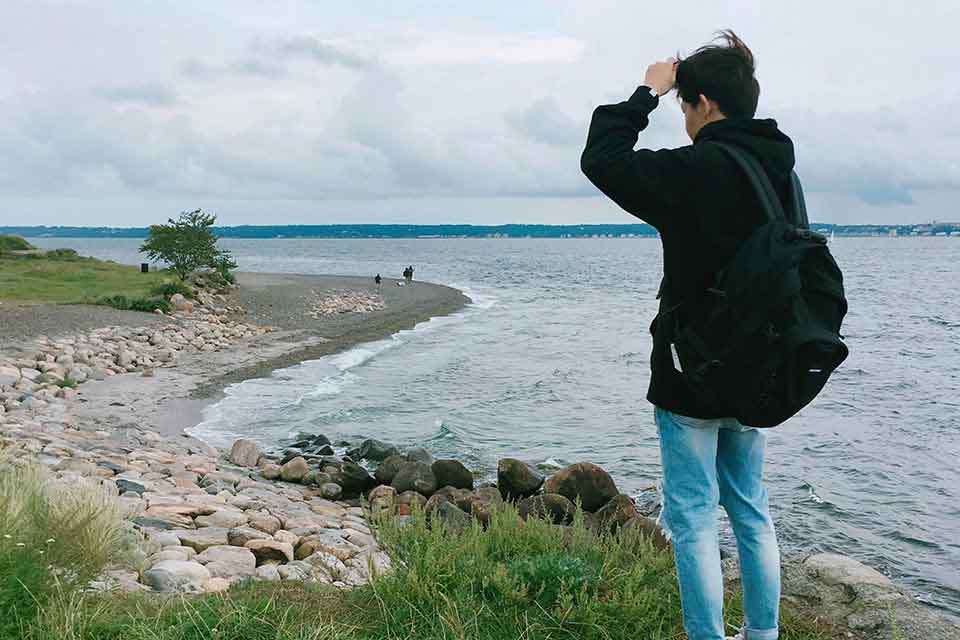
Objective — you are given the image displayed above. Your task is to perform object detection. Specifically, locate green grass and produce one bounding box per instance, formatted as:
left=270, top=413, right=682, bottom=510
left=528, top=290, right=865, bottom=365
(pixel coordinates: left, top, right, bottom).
left=0, top=250, right=173, bottom=311
left=0, top=459, right=136, bottom=640
left=11, top=502, right=837, bottom=640
left=0, top=235, right=35, bottom=252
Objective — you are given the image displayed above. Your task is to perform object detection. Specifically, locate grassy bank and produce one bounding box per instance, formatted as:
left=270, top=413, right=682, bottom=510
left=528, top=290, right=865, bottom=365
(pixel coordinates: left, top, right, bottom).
left=0, top=242, right=180, bottom=312
left=3, top=484, right=833, bottom=640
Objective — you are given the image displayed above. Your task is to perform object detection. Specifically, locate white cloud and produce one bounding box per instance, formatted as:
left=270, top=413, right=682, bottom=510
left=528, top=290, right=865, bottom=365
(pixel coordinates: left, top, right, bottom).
left=0, top=0, right=956, bottom=225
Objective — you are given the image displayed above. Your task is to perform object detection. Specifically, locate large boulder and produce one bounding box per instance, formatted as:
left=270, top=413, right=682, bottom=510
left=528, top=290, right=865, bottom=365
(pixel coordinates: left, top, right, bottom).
left=497, top=458, right=544, bottom=500
left=336, top=461, right=377, bottom=497
left=517, top=493, right=576, bottom=525
left=391, top=462, right=438, bottom=497
left=434, top=502, right=472, bottom=532
left=424, top=486, right=471, bottom=517
left=432, top=460, right=474, bottom=490
left=405, top=447, right=434, bottom=465
left=594, top=494, right=638, bottom=531
left=194, top=545, right=257, bottom=571
left=543, top=463, right=618, bottom=512
left=280, top=457, right=310, bottom=483
left=357, top=439, right=400, bottom=461
left=374, top=454, right=407, bottom=485
left=228, top=439, right=261, bottom=467
left=169, top=293, right=194, bottom=313
left=142, top=560, right=210, bottom=592
left=777, top=553, right=960, bottom=640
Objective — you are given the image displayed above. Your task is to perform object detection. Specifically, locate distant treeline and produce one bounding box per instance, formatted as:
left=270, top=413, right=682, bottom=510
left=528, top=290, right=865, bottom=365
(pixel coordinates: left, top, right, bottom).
left=2, top=223, right=958, bottom=239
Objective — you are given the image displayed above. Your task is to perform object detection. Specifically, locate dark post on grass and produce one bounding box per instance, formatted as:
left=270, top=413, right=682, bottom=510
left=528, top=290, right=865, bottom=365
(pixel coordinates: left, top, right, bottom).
left=140, top=263, right=149, bottom=273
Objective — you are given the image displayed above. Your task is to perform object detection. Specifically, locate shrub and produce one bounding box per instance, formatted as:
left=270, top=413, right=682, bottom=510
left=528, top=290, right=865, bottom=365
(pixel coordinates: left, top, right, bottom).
left=149, top=281, right=194, bottom=300
left=55, top=378, right=77, bottom=389
left=97, top=295, right=170, bottom=314
left=0, top=235, right=34, bottom=252
left=139, top=209, right=236, bottom=281
left=43, top=248, right=80, bottom=260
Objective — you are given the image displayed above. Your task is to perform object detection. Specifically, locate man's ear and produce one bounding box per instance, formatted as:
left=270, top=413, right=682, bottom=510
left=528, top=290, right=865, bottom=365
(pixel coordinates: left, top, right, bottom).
left=698, top=93, right=711, bottom=114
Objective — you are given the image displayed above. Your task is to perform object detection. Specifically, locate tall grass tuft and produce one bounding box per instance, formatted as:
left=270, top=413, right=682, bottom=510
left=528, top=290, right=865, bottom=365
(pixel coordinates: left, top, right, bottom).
left=0, top=458, right=133, bottom=639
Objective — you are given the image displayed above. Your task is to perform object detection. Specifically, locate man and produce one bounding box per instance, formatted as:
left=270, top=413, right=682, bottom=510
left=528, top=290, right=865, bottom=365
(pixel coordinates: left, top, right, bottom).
left=581, top=31, right=786, bottom=640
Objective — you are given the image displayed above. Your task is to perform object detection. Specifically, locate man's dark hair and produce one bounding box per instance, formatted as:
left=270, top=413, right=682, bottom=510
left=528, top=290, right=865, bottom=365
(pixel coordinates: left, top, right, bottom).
left=675, top=30, right=759, bottom=119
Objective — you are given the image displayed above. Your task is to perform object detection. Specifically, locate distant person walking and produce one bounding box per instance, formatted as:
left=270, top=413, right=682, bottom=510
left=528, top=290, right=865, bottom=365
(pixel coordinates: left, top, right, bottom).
left=582, top=30, right=846, bottom=640
left=374, top=273, right=382, bottom=292
left=403, top=266, right=413, bottom=283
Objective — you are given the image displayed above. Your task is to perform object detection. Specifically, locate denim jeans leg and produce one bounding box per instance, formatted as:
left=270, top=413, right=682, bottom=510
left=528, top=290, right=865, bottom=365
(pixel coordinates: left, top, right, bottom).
left=717, top=426, right=780, bottom=640
left=655, top=407, right=725, bottom=640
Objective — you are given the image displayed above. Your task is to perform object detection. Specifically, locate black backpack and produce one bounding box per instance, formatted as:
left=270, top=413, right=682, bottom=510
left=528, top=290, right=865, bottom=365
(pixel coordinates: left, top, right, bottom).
left=669, top=142, right=848, bottom=427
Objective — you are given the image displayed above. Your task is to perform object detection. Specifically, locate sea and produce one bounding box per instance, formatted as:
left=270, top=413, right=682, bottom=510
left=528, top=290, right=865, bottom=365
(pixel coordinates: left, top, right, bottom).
left=29, top=236, right=960, bottom=618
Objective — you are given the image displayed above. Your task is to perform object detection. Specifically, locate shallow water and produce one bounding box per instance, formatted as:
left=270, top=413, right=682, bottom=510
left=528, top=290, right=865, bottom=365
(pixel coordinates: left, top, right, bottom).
left=34, top=236, right=960, bottom=617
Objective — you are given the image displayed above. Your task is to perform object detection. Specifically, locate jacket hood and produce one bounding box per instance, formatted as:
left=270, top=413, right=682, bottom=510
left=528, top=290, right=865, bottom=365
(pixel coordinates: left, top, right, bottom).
left=695, top=118, right=795, bottom=184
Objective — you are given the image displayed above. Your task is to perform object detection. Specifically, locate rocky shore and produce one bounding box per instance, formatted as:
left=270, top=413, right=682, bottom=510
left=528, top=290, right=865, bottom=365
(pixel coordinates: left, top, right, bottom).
left=0, top=275, right=956, bottom=640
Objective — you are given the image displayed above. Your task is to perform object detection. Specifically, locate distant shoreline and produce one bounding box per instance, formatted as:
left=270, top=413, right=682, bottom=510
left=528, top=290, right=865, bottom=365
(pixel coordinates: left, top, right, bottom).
left=5, top=223, right=960, bottom=240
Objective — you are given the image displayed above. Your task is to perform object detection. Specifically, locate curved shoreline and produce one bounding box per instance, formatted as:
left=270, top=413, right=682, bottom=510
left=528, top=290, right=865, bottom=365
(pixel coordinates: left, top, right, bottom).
left=3, top=272, right=470, bottom=441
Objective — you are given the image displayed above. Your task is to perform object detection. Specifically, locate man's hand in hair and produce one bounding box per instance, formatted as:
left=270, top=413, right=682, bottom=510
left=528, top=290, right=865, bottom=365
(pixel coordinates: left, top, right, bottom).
left=644, top=58, right=677, bottom=96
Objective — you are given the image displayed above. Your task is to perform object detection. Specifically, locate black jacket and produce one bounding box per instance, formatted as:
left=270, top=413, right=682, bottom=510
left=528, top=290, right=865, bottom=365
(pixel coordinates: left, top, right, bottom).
left=581, top=85, right=796, bottom=418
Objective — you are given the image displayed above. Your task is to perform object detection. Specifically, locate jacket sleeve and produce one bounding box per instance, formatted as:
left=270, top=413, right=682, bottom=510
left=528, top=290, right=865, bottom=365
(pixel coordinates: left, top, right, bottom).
left=580, top=86, right=695, bottom=231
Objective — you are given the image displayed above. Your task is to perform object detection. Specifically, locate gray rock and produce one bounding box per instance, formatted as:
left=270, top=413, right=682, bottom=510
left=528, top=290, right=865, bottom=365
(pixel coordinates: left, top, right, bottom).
left=543, top=462, right=618, bottom=512
left=142, top=560, right=210, bottom=592
left=247, top=513, right=282, bottom=535
left=435, top=501, right=472, bottom=532
left=195, top=545, right=257, bottom=570
left=301, top=470, right=332, bottom=487
left=320, top=483, right=343, bottom=500
left=336, top=461, right=376, bottom=497
left=116, top=478, right=147, bottom=495
left=227, top=527, right=273, bottom=547
left=405, top=447, right=434, bottom=465
left=374, top=454, right=407, bottom=485
left=195, top=510, right=248, bottom=529
left=255, top=564, right=281, bottom=581
left=357, top=438, right=400, bottom=461
left=280, top=456, right=310, bottom=483
left=228, top=439, right=261, bottom=467
left=432, top=459, right=474, bottom=490
left=779, top=553, right=960, bottom=640
left=391, top=462, right=438, bottom=497
left=278, top=562, right=311, bottom=581
left=497, top=458, right=543, bottom=501
left=174, top=528, right=230, bottom=552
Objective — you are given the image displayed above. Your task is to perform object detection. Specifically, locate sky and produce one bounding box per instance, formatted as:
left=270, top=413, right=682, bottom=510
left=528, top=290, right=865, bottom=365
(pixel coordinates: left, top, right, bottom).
left=2, top=0, right=958, bottom=227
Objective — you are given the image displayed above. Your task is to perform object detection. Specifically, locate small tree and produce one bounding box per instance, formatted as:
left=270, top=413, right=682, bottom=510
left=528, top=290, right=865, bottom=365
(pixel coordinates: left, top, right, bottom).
left=139, top=209, right=235, bottom=281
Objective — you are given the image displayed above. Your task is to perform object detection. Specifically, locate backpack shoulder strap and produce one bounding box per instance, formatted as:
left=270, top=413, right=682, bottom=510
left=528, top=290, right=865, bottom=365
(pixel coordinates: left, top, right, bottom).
left=709, top=141, right=787, bottom=224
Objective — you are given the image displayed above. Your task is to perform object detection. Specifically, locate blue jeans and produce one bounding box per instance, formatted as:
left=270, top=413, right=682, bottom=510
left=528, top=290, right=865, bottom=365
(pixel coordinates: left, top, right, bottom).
left=655, top=406, right=780, bottom=640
